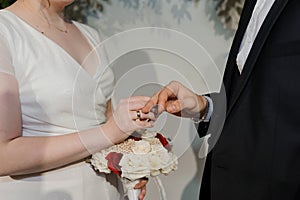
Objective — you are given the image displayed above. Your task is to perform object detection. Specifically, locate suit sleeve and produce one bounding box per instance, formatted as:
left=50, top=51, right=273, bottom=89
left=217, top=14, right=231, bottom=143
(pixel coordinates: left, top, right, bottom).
left=197, top=120, right=210, bottom=138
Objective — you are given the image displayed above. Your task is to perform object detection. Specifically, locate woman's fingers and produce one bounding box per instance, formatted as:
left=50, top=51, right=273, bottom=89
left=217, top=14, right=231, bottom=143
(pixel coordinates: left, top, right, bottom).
left=128, top=96, right=151, bottom=110
left=134, top=179, right=148, bottom=189
left=130, top=110, right=156, bottom=121
left=117, top=96, right=157, bottom=122
left=118, top=96, right=151, bottom=112
left=134, top=120, right=154, bottom=129
left=139, top=185, right=147, bottom=200
left=134, top=179, right=148, bottom=200
left=112, top=96, right=155, bottom=133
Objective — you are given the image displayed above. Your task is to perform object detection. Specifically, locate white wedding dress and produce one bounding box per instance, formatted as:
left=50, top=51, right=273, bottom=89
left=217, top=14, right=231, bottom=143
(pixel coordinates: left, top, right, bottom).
left=0, top=10, right=122, bottom=200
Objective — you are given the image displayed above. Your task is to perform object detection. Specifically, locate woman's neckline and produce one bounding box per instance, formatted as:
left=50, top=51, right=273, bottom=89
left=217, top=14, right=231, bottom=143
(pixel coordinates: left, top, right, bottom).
left=1, top=9, right=100, bottom=80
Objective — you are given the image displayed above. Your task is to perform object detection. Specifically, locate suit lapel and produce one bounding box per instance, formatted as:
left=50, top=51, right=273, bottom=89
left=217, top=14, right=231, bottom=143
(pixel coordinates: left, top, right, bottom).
left=223, top=0, right=257, bottom=104
left=226, top=0, right=289, bottom=117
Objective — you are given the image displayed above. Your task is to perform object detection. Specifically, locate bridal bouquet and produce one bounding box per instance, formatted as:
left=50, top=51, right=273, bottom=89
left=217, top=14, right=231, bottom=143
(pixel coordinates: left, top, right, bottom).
left=90, top=129, right=178, bottom=200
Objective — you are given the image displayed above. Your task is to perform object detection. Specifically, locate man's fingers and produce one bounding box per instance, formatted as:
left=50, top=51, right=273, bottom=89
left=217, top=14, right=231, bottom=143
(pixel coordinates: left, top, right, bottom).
left=145, top=87, right=175, bottom=114
left=142, top=93, right=159, bottom=113
left=165, top=100, right=184, bottom=114
left=156, top=83, right=180, bottom=112
left=142, top=81, right=179, bottom=113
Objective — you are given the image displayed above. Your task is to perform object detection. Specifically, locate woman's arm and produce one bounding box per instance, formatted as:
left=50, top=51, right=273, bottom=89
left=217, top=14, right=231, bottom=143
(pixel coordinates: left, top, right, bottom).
left=105, top=99, right=113, bottom=119
left=0, top=74, right=153, bottom=176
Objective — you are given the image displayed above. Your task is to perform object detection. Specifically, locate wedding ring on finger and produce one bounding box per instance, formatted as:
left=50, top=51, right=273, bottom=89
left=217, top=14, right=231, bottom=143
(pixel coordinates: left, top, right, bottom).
left=136, top=110, right=141, bottom=121
left=134, top=110, right=154, bottom=122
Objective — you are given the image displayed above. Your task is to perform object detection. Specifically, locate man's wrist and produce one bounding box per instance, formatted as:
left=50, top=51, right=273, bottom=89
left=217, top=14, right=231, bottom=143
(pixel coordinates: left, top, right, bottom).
left=192, top=96, right=213, bottom=123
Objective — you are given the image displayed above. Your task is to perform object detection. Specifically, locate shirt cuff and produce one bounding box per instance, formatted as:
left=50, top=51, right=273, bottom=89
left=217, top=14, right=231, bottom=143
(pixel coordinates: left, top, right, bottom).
left=203, top=96, right=213, bottom=122
left=192, top=95, right=214, bottom=123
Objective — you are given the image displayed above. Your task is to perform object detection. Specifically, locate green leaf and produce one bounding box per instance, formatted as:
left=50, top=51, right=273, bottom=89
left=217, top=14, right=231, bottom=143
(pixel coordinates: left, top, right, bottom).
left=0, top=0, right=16, bottom=8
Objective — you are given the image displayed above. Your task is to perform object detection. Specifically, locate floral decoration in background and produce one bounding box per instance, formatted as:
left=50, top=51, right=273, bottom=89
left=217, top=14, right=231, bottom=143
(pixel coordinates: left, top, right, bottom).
left=215, top=0, right=245, bottom=30
left=0, top=0, right=245, bottom=31
left=64, top=0, right=110, bottom=23
left=0, top=0, right=15, bottom=8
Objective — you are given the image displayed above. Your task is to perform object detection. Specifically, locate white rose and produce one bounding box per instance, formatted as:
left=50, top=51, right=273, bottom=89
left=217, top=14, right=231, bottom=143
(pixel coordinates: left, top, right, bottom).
left=141, top=131, right=157, bottom=140
left=91, top=152, right=111, bottom=173
left=120, top=154, right=151, bottom=180
left=151, top=143, right=166, bottom=153
left=161, top=154, right=178, bottom=174
left=132, top=140, right=151, bottom=155
left=149, top=154, right=162, bottom=170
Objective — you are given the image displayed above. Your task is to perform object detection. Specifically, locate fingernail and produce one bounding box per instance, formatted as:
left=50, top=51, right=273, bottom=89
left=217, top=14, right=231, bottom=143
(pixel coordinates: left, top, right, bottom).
left=149, top=121, right=154, bottom=126
left=168, top=105, right=176, bottom=112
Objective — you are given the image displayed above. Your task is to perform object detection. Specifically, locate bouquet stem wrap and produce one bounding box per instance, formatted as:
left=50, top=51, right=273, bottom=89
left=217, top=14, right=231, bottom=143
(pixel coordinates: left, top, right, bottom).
left=122, top=179, right=140, bottom=200
left=127, top=189, right=140, bottom=200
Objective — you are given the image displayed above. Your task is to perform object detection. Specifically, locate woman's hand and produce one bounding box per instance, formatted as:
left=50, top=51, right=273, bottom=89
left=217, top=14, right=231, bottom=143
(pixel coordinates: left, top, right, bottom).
left=107, top=96, right=156, bottom=135
left=134, top=178, right=148, bottom=200
left=142, top=81, right=207, bottom=118
left=98, top=96, right=156, bottom=149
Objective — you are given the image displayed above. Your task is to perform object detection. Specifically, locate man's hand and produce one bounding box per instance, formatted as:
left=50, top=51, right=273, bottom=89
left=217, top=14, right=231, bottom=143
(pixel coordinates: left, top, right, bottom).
left=142, top=81, right=208, bottom=118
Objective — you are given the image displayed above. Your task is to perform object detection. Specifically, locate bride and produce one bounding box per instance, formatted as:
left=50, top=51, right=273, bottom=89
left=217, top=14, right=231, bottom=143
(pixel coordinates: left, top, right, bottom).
left=0, top=0, right=154, bottom=199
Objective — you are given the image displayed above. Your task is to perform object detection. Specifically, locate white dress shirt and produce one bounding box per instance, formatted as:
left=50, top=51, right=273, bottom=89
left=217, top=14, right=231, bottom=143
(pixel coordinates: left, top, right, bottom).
left=236, top=0, right=275, bottom=73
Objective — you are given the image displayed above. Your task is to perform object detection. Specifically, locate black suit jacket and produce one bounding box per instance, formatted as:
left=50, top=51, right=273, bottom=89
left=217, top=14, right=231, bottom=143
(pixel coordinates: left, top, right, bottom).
left=199, top=0, right=300, bottom=199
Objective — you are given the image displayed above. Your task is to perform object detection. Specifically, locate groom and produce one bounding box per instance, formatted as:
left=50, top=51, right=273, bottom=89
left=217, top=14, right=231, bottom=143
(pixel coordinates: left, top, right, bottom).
left=143, top=0, right=300, bottom=199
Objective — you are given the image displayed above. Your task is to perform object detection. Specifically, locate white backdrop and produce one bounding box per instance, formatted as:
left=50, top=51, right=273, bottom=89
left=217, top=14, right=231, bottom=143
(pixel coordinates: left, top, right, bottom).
left=87, top=1, right=233, bottom=199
